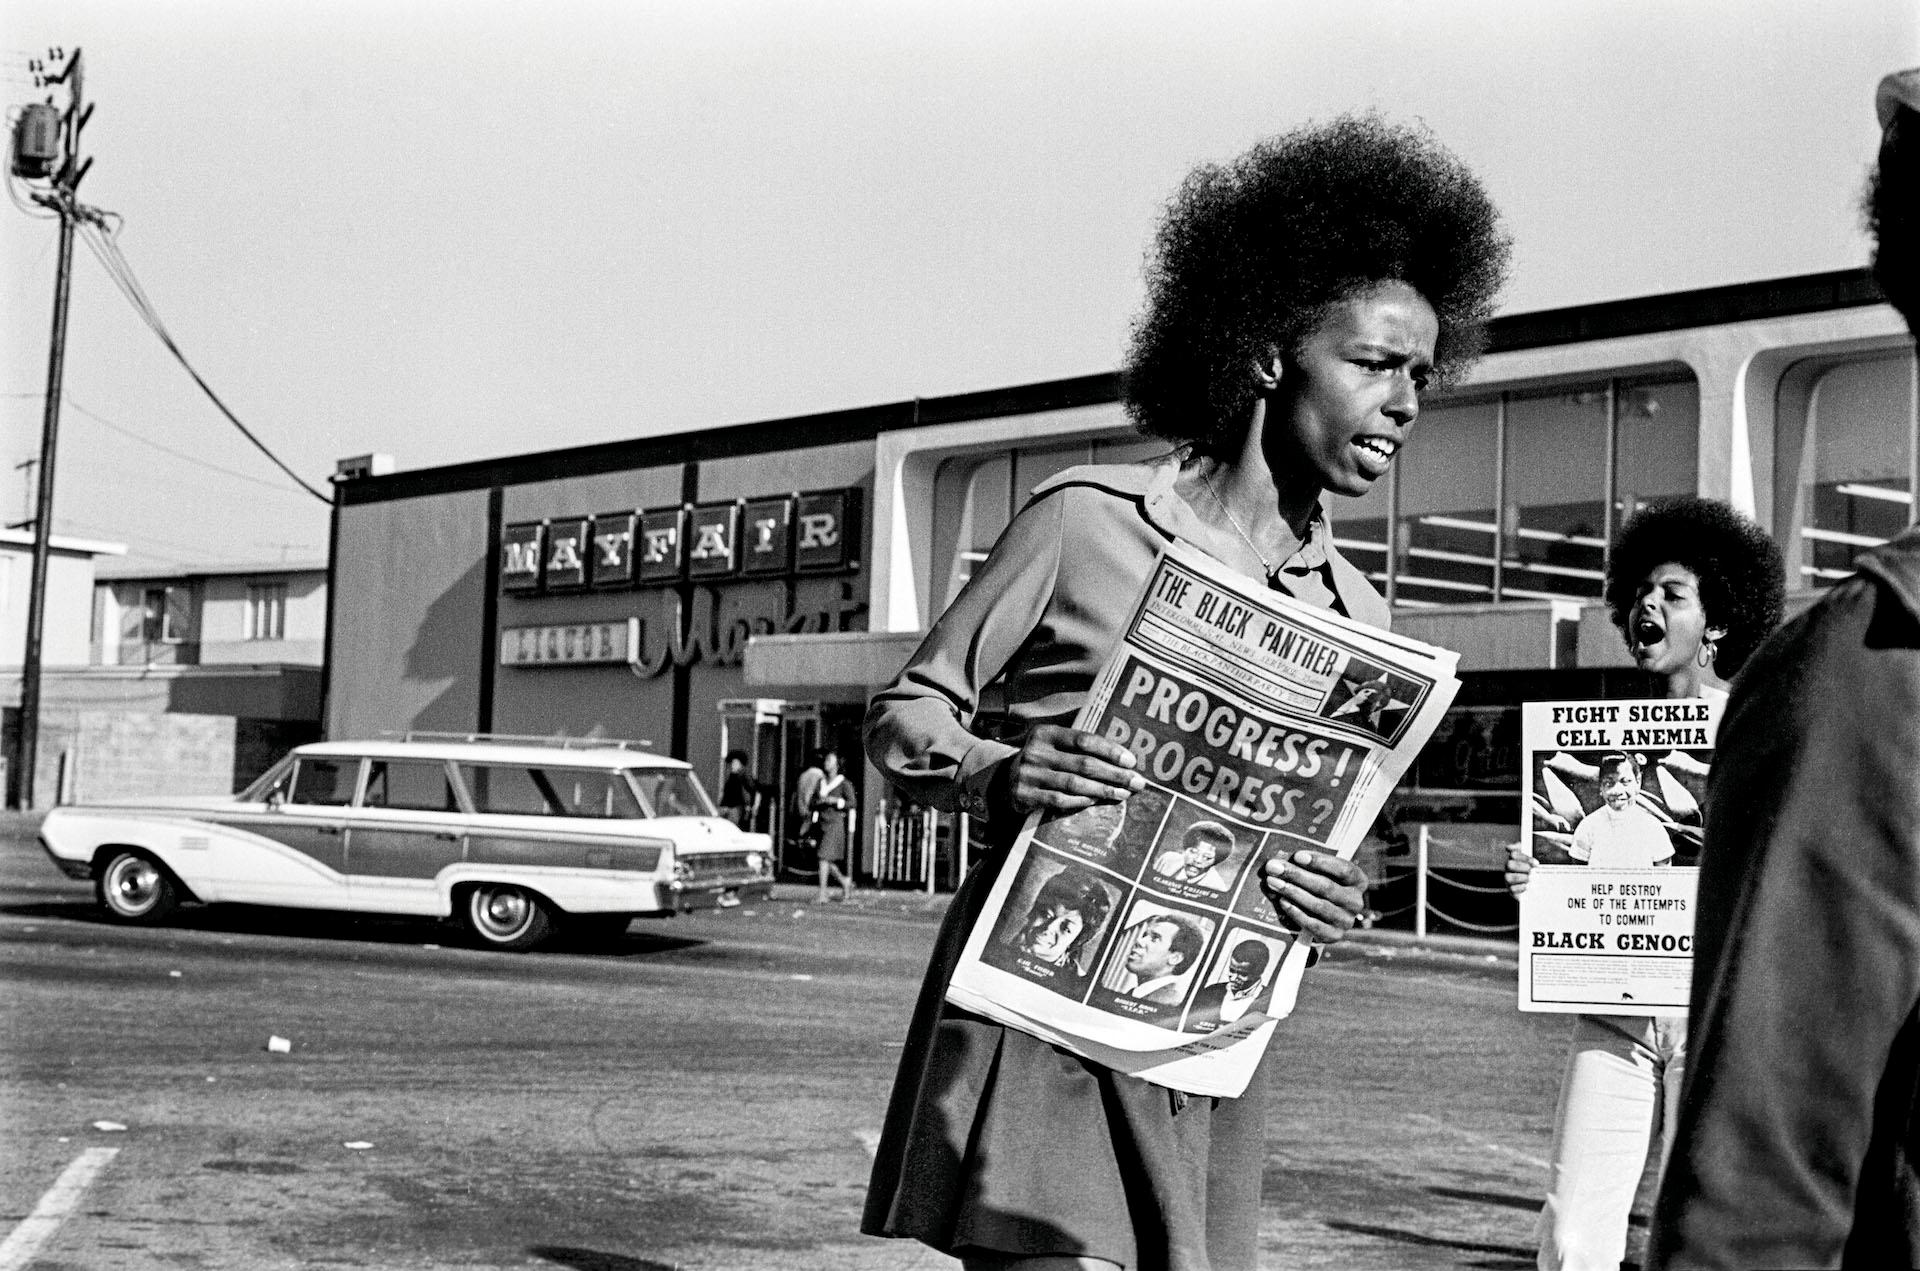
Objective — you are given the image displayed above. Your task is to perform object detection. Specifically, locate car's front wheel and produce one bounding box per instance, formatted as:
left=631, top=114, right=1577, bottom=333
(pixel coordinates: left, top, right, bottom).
left=96, top=850, right=180, bottom=924
left=461, top=884, right=553, bottom=952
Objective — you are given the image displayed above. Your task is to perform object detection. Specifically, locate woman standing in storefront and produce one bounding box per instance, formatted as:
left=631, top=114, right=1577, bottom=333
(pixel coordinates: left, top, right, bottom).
left=1506, top=497, right=1785, bottom=1271
left=810, top=748, right=856, bottom=903
left=860, top=114, right=1510, bottom=1271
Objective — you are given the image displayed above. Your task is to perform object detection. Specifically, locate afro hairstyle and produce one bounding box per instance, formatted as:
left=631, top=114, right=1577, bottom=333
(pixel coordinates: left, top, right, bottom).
left=1123, top=113, right=1510, bottom=454
left=1866, top=103, right=1918, bottom=329
left=1604, top=497, right=1786, bottom=675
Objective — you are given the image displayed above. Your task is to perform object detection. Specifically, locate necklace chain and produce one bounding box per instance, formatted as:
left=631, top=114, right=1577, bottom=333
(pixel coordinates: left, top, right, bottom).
left=1202, top=470, right=1278, bottom=578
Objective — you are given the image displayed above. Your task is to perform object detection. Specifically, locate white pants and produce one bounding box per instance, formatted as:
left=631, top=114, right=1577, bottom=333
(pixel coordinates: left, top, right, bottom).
left=1535, top=1013, right=1686, bottom=1271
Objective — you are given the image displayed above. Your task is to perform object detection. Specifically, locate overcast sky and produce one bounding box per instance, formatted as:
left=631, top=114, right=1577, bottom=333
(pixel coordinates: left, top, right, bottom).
left=4, top=1, right=1915, bottom=571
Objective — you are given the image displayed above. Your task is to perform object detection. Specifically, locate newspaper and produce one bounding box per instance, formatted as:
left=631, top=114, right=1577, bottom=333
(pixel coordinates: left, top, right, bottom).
left=1515, top=697, right=1719, bottom=1015
left=945, top=539, right=1460, bottom=1097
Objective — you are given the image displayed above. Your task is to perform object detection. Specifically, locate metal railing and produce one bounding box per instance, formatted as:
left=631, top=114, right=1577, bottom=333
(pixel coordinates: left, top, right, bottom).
left=866, top=799, right=975, bottom=893
left=857, top=807, right=1519, bottom=940
left=1365, top=823, right=1519, bottom=937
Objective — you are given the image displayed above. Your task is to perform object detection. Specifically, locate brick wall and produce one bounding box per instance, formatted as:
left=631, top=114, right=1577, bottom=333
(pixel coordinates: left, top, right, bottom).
left=3, top=709, right=319, bottom=807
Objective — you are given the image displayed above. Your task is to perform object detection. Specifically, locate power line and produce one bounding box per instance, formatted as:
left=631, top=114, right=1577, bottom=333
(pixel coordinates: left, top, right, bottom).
left=51, top=515, right=276, bottom=566
left=73, top=218, right=332, bottom=504
left=63, top=395, right=321, bottom=499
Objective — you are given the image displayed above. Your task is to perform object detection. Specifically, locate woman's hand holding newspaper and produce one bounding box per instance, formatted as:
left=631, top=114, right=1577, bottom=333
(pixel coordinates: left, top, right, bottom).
left=1261, top=851, right=1366, bottom=945
left=995, top=724, right=1148, bottom=818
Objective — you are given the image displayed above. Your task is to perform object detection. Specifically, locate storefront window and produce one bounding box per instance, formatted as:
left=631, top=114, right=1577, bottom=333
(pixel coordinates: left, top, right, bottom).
left=1612, top=378, right=1701, bottom=522
left=1393, top=398, right=1499, bottom=606
left=1387, top=371, right=1697, bottom=606
left=1797, top=351, right=1918, bottom=586
left=931, top=453, right=1011, bottom=612
left=929, top=434, right=1163, bottom=616
left=1502, top=388, right=1609, bottom=601
left=923, top=374, right=1701, bottom=620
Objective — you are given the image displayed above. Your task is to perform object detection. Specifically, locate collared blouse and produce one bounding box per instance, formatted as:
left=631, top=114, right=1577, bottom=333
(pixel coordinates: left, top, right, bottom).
left=866, top=453, right=1389, bottom=827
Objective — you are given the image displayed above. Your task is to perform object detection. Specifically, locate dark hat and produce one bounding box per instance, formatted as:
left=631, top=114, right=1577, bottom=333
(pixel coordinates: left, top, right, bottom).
left=1878, top=68, right=1920, bottom=131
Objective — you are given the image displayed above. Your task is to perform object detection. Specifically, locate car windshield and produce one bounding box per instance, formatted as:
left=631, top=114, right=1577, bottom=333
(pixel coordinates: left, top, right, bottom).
left=241, top=756, right=294, bottom=803
left=625, top=768, right=716, bottom=818
left=457, top=763, right=645, bottom=819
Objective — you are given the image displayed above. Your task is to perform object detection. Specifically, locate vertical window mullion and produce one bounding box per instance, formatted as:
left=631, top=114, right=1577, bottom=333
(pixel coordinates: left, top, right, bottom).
left=1602, top=379, right=1619, bottom=582
left=1492, top=392, right=1508, bottom=603
left=1908, top=350, right=1918, bottom=531
left=1384, top=448, right=1399, bottom=608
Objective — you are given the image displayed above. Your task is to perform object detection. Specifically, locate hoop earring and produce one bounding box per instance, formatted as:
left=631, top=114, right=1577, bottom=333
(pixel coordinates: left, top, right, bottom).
left=1696, top=637, right=1718, bottom=669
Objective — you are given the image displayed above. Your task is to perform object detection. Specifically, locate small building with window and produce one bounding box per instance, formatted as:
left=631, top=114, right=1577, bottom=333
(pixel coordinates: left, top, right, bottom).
left=1, top=560, right=328, bottom=807
left=94, top=560, right=326, bottom=669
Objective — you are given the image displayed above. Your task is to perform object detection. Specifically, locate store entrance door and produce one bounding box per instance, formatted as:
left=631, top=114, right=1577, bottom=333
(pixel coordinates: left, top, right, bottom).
left=717, top=699, right=822, bottom=876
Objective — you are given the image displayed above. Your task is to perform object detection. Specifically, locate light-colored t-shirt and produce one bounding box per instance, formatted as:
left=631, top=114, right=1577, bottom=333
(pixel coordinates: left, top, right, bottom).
left=1570, top=802, right=1674, bottom=868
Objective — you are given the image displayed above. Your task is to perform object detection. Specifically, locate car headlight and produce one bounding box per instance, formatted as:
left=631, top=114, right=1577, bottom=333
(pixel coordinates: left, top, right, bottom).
left=745, top=852, right=765, bottom=874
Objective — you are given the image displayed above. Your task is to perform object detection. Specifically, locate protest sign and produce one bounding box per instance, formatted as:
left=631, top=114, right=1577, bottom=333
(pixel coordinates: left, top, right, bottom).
left=1515, top=697, right=1719, bottom=1015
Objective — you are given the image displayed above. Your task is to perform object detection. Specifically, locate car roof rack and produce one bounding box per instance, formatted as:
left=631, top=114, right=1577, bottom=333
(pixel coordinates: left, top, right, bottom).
left=386, top=730, right=655, bottom=751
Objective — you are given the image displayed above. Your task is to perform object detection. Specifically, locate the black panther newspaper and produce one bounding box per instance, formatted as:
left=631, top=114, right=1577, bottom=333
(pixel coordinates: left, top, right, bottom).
left=945, top=540, right=1460, bottom=1097
left=1515, top=697, right=1718, bottom=1016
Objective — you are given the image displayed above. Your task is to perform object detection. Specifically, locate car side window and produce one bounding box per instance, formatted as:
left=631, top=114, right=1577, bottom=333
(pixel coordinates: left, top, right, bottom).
left=363, top=760, right=458, bottom=812
left=289, top=757, right=360, bottom=807
left=458, top=764, right=560, bottom=816
left=455, top=764, right=642, bottom=818
left=628, top=770, right=713, bottom=818
left=549, top=769, right=643, bottom=819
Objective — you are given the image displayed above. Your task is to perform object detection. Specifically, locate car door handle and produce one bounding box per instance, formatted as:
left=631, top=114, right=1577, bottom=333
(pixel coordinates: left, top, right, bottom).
left=316, top=826, right=342, bottom=836
left=433, top=831, right=460, bottom=842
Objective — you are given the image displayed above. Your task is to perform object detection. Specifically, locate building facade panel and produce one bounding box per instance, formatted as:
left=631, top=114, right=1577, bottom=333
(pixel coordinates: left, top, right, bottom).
left=327, top=488, right=493, bottom=739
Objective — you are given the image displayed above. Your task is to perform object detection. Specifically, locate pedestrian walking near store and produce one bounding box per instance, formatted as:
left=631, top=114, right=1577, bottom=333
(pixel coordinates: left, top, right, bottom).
left=1648, top=67, right=1920, bottom=1271
left=1505, top=498, right=1785, bottom=1271
left=719, top=749, right=760, bottom=829
left=810, top=748, right=856, bottom=902
left=861, top=114, right=1510, bottom=1271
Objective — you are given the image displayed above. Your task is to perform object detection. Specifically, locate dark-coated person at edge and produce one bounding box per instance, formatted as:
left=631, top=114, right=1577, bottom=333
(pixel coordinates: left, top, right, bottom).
left=859, top=115, right=1510, bottom=1271
left=1647, top=66, right=1920, bottom=1271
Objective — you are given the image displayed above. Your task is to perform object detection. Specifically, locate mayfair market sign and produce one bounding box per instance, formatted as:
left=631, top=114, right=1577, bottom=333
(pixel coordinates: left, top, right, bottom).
left=498, top=488, right=859, bottom=594
left=496, top=488, right=865, bottom=677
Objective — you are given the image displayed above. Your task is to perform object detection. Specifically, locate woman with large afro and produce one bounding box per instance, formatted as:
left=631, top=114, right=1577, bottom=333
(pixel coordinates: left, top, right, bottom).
left=1507, top=496, right=1785, bottom=1271
left=861, top=114, right=1510, bottom=1271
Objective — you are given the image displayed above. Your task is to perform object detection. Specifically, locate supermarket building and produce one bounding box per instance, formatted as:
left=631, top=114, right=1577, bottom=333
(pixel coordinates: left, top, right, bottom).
left=323, top=269, right=1916, bottom=884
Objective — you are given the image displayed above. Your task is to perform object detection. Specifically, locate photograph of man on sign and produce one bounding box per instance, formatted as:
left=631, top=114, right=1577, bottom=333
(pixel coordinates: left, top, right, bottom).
left=1530, top=746, right=1710, bottom=868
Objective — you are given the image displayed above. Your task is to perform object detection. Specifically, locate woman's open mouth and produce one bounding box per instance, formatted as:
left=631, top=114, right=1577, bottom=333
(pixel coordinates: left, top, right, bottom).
left=1630, top=617, right=1665, bottom=652
left=1352, top=436, right=1399, bottom=478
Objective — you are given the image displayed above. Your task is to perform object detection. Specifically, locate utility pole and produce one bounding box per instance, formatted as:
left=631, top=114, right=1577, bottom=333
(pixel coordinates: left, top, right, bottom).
left=11, top=47, right=97, bottom=810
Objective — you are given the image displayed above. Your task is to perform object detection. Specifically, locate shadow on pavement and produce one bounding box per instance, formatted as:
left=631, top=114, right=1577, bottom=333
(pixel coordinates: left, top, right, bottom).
left=0, top=899, right=708, bottom=958
left=1323, top=1219, right=1533, bottom=1263
left=1426, top=1184, right=1543, bottom=1213
left=529, top=1245, right=680, bottom=1271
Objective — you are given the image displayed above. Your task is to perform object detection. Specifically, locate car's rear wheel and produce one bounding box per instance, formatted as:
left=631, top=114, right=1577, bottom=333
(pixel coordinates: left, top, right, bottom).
left=96, top=850, right=180, bottom=924
left=462, top=884, right=553, bottom=952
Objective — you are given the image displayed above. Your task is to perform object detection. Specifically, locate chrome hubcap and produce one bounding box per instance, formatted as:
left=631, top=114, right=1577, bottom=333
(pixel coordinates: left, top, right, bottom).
left=473, top=889, right=530, bottom=938
left=109, top=858, right=160, bottom=912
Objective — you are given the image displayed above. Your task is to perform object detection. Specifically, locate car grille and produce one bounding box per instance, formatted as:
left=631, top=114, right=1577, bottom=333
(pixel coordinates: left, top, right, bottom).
left=678, top=851, right=754, bottom=877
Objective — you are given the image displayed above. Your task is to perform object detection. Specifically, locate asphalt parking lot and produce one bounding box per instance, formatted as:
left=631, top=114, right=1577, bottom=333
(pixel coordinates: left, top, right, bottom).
left=0, top=813, right=1656, bottom=1270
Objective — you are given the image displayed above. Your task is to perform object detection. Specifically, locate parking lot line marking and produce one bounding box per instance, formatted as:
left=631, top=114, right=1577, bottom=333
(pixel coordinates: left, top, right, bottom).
left=0, top=1147, right=120, bottom=1271
left=1408, top=1112, right=1551, bottom=1172
left=854, top=1129, right=881, bottom=1157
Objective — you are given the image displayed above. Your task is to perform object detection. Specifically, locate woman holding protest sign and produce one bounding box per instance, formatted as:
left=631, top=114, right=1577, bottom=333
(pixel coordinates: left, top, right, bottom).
left=1506, top=497, right=1784, bottom=1271
left=860, top=115, right=1509, bottom=1271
